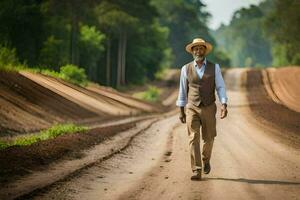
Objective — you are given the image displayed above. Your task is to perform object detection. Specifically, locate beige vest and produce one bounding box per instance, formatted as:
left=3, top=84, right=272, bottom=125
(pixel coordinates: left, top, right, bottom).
left=186, top=60, right=216, bottom=106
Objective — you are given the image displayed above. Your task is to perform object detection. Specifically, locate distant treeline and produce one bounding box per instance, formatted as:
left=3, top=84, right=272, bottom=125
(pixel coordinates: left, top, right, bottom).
left=213, top=0, right=300, bottom=67
left=0, top=0, right=229, bottom=87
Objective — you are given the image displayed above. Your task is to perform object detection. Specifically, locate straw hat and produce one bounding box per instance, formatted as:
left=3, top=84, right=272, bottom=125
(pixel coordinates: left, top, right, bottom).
left=185, top=38, right=213, bottom=55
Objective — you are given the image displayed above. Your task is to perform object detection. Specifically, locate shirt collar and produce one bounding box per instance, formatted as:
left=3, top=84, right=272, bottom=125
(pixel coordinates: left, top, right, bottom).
left=193, top=57, right=207, bottom=68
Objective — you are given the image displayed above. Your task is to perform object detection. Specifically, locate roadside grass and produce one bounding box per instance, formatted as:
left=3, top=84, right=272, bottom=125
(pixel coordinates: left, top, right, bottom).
left=154, top=67, right=168, bottom=81
left=0, top=64, right=88, bottom=87
left=0, top=64, right=28, bottom=72
left=0, top=124, right=88, bottom=150
left=132, top=85, right=161, bottom=102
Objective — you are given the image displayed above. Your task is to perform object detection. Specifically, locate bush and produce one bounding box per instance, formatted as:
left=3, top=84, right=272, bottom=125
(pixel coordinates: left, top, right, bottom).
left=59, top=64, right=88, bottom=86
left=39, top=36, right=68, bottom=70
left=41, top=69, right=61, bottom=79
left=133, top=85, right=161, bottom=102
left=0, top=45, right=20, bottom=70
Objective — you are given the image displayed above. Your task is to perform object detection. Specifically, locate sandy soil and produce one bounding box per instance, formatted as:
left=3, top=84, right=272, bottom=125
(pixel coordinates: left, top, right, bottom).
left=20, top=71, right=142, bottom=116
left=246, top=69, right=300, bottom=147
left=0, top=71, right=98, bottom=135
left=0, top=71, right=163, bottom=136
left=7, top=68, right=299, bottom=200
left=0, top=121, right=138, bottom=184
left=86, top=83, right=161, bottom=113
left=121, top=69, right=180, bottom=109
left=263, top=67, right=300, bottom=112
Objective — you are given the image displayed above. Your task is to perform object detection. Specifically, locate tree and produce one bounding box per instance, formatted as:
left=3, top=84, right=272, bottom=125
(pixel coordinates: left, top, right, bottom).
left=151, top=0, right=213, bottom=67
left=0, top=0, right=44, bottom=66
left=95, top=1, right=138, bottom=87
left=78, top=25, right=106, bottom=82
left=0, top=0, right=172, bottom=87
left=213, top=4, right=272, bottom=67
left=264, top=0, right=300, bottom=66
left=44, top=0, right=97, bottom=66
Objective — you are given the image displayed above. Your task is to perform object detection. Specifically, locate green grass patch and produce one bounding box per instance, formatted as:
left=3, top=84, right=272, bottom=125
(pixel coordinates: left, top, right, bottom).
left=132, top=85, right=161, bottom=102
left=0, top=64, right=88, bottom=87
left=154, top=67, right=168, bottom=80
left=0, top=140, right=10, bottom=149
left=0, top=64, right=29, bottom=72
left=0, top=124, right=88, bottom=150
left=41, top=69, right=61, bottom=79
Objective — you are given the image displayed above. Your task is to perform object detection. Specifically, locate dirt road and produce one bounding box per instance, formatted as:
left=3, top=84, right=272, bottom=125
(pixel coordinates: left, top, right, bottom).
left=17, top=69, right=300, bottom=200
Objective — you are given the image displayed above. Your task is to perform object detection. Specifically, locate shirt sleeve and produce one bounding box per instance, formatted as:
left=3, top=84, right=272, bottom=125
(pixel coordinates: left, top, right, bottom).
left=215, top=64, right=228, bottom=104
left=176, top=65, right=188, bottom=107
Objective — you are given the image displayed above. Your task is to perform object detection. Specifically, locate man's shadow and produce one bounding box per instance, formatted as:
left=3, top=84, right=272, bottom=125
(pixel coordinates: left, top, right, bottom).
left=194, top=177, right=300, bottom=185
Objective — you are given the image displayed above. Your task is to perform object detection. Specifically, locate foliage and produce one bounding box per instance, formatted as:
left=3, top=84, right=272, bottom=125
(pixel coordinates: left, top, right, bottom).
left=59, top=64, right=88, bottom=87
left=0, top=61, right=88, bottom=87
left=78, top=24, right=106, bottom=82
left=125, top=19, right=170, bottom=84
left=0, top=124, right=87, bottom=150
left=0, top=141, right=10, bottom=150
left=214, top=0, right=300, bottom=67
left=39, top=35, right=68, bottom=70
left=151, top=0, right=213, bottom=67
left=94, top=0, right=170, bottom=86
left=0, top=45, right=20, bottom=68
left=264, top=0, right=300, bottom=66
left=0, top=0, right=214, bottom=86
left=208, top=49, right=231, bottom=67
left=133, top=85, right=161, bottom=102
left=155, top=67, right=168, bottom=80
left=213, top=4, right=272, bottom=67
left=95, top=1, right=139, bottom=33
left=0, top=0, right=45, bottom=66
left=41, top=69, right=61, bottom=79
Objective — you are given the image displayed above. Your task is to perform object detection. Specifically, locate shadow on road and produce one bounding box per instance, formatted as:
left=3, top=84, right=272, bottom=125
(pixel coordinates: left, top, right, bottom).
left=202, top=177, right=300, bottom=185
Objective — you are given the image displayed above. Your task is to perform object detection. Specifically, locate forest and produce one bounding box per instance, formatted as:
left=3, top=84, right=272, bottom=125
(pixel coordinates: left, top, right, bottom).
left=213, top=0, right=300, bottom=67
left=0, top=0, right=299, bottom=87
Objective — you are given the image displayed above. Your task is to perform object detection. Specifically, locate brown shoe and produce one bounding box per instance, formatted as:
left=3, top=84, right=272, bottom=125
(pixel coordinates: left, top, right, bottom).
left=191, top=170, right=202, bottom=180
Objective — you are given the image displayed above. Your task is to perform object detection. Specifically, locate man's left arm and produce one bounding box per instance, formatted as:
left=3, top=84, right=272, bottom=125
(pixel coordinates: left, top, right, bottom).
left=215, top=64, right=228, bottom=119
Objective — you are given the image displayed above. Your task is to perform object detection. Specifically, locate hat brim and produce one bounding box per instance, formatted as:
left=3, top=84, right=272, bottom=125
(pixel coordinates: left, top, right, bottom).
left=185, top=42, right=213, bottom=55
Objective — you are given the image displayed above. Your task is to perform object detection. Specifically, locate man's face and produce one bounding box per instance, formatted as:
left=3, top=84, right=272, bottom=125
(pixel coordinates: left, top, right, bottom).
left=192, top=45, right=206, bottom=61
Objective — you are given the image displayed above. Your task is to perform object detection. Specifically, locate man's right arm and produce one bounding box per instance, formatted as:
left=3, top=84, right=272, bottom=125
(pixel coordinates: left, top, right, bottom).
left=176, top=66, right=187, bottom=123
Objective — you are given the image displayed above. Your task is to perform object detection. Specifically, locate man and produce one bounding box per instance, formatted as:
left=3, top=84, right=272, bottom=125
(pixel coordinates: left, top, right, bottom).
left=176, top=38, right=228, bottom=180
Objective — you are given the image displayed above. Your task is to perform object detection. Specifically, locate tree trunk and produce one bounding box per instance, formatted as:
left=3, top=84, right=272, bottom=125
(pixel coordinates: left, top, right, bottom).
left=70, top=5, right=79, bottom=66
left=121, top=31, right=127, bottom=85
left=106, top=38, right=111, bottom=86
left=117, top=32, right=122, bottom=88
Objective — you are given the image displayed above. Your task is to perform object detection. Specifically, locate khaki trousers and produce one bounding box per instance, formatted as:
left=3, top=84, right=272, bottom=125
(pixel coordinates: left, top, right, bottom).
left=186, top=102, right=217, bottom=172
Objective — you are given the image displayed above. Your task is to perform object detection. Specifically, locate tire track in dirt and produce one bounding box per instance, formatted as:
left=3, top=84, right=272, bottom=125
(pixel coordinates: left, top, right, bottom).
left=18, top=113, right=179, bottom=200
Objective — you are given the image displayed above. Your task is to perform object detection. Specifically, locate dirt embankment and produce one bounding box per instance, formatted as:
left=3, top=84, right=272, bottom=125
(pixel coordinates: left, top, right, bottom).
left=86, top=83, right=162, bottom=113
left=121, top=69, right=180, bottom=109
left=246, top=69, right=300, bottom=143
left=0, top=69, right=179, bottom=189
left=0, top=71, right=160, bottom=136
left=0, top=72, right=98, bottom=135
left=263, top=67, right=300, bottom=112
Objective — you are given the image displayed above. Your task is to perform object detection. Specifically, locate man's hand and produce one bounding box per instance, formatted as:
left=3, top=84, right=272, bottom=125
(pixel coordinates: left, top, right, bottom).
left=179, top=112, right=186, bottom=123
left=179, top=107, right=186, bottom=123
left=220, top=104, right=228, bottom=119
